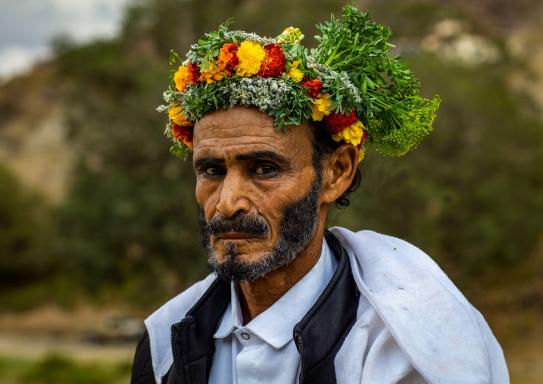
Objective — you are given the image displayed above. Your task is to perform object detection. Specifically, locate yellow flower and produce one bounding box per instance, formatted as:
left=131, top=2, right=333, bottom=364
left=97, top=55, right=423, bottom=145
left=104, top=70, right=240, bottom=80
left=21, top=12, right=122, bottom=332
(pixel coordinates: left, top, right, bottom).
left=311, top=93, right=332, bottom=121
left=287, top=60, right=304, bottom=82
left=199, top=61, right=224, bottom=84
left=173, top=65, right=191, bottom=92
left=332, top=120, right=365, bottom=146
left=168, top=106, right=192, bottom=126
left=358, top=146, right=365, bottom=163
left=278, top=27, right=304, bottom=44
left=236, top=41, right=266, bottom=77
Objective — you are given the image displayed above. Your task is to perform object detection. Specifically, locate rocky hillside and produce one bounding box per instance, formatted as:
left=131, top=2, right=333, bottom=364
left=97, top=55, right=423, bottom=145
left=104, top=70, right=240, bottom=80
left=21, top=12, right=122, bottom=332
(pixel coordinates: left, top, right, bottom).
left=0, top=63, right=73, bottom=203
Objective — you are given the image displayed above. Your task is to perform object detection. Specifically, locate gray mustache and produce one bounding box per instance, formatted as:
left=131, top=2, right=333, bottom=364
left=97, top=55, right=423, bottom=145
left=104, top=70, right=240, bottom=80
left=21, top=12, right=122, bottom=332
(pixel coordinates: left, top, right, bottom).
left=207, top=213, right=270, bottom=237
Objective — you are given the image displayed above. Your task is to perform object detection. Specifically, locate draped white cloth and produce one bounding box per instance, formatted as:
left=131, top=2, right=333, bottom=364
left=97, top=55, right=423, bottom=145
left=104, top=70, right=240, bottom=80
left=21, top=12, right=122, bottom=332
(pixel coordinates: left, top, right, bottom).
left=331, top=228, right=508, bottom=384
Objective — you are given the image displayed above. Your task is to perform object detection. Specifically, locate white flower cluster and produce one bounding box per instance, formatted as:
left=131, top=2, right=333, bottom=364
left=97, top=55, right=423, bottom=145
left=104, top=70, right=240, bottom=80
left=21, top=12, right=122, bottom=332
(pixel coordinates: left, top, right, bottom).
left=186, top=49, right=200, bottom=64
left=309, top=61, right=362, bottom=104
left=337, top=71, right=362, bottom=104
left=227, top=30, right=277, bottom=45
left=157, top=90, right=183, bottom=112
left=223, top=77, right=292, bottom=112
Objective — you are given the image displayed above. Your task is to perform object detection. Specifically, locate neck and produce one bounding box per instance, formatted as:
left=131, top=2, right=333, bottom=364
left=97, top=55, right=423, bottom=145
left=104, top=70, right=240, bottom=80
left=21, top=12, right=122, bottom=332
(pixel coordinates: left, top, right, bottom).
left=237, top=212, right=328, bottom=324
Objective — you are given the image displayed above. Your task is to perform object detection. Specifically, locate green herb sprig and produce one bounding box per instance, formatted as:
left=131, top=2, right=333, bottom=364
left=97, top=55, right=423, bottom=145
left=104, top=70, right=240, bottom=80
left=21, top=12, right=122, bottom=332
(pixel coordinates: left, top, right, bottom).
left=313, top=5, right=440, bottom=155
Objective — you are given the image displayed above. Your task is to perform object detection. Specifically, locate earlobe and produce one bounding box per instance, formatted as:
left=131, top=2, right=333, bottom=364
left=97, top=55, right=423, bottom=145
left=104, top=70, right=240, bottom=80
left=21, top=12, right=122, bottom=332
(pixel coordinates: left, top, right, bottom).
left=320, top=145, right=358, bottom=204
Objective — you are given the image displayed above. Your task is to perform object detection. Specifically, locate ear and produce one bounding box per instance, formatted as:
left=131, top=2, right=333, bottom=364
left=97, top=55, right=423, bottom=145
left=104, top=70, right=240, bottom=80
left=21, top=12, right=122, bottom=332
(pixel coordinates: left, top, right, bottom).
left=320, top=144, right=358, bottom=204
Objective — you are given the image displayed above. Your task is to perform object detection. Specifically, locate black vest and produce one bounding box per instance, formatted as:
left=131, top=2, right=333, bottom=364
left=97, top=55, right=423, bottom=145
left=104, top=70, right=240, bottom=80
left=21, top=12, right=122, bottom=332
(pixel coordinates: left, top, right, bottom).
left=164, top=232, right=359, bottom=384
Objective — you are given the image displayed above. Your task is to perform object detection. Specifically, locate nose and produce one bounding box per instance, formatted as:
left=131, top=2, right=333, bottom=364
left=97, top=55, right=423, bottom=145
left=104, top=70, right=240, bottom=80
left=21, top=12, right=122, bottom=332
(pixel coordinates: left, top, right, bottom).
left=215, top=169, right=251, bottom=218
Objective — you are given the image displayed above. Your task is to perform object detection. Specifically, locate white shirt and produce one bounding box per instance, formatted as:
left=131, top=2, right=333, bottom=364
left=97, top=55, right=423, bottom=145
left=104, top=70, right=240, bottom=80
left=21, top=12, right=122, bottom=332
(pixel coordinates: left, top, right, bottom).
left=208, top=239, right=337, bottom=384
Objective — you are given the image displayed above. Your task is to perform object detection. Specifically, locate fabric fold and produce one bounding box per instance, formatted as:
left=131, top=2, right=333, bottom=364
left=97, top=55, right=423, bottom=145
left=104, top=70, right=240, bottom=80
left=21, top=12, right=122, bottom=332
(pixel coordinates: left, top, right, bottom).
left=331, top=227, right=508, bottom=384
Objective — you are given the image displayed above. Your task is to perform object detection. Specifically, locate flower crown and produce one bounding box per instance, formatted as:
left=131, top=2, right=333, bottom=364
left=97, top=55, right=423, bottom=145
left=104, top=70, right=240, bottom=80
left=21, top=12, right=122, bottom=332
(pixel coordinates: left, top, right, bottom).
left=159, top=5, right=440, bottom=162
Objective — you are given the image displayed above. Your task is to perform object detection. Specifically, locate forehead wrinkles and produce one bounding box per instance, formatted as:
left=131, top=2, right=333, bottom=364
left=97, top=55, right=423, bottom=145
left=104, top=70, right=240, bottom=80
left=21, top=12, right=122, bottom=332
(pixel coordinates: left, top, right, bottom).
left=196, top=139, right=285, bottom=156
left=194, top=121, right=280, bottom=139
left=193, top=111, right=314, bottom=162
left=194, top=123, right=300, bottom=154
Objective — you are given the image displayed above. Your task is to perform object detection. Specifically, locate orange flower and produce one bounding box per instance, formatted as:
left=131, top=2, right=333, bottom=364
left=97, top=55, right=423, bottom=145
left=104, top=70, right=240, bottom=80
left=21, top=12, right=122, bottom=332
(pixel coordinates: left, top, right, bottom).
left=173, top=65, right=191, bottom=92
left=168, top=106, right=192, bottom=126
left=217, top=42, right=239, bottom=75
left=173, top=62, right=200, bottom=91
left=199, top=61, right=224, bottom=84
left=258, top=44, right=286, bottom=77
left=171, top=123, right=193, bottom=148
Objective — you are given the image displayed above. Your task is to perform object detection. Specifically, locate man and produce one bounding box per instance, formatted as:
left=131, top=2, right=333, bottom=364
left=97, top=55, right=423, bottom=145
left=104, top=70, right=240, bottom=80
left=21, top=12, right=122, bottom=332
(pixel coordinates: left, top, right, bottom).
left=131, top=6, right=508, bottom=384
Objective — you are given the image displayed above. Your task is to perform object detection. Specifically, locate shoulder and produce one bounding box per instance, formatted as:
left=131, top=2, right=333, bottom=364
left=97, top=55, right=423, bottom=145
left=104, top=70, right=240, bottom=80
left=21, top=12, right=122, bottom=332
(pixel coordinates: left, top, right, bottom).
left=331, top=228, right=468, bottom=302
left=331, top=227, right=509, bottom=384
left=142, top=273, right=217, bottom=384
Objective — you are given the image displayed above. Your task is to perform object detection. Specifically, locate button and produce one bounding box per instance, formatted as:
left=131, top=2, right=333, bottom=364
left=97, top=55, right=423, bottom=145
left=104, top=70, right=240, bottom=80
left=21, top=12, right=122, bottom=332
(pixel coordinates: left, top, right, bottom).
left=240, top=332, right=250, bottom=340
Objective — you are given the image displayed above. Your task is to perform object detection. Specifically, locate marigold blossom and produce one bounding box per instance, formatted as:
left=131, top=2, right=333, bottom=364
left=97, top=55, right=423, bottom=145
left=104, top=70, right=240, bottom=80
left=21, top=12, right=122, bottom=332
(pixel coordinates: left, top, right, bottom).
left=171, top=123, right=194, bottom=148
left=311, top=93, right=332, bottom=121
left=287, top=60, right=304, bottom=82
left=217, top=42, right=239, bottom=75
left=302, top=78, right=323, bottom=98
left=357, top=146, right=365, bottom=163
left=168, top=106, right=192, bottom=126
left=331, top=120, right=365, bottom=146
left=236, top=41, right=266, bottom=77
left=258, top=44, right=286, bottom=77
left=173, top=65, right=191, bottom=92
left=323, top=110, right=357, bottom=134
left=199, top=61, right=224, bottom=83
left=187, top=62, right=201, bottom=83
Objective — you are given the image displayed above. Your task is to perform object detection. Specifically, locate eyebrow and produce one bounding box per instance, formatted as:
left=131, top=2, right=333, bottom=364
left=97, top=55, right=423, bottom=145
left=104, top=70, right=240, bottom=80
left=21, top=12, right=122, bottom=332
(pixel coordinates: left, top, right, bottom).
left=193, top=151, right=290, bottom=170
left=235, top=151, right=290, bottom=166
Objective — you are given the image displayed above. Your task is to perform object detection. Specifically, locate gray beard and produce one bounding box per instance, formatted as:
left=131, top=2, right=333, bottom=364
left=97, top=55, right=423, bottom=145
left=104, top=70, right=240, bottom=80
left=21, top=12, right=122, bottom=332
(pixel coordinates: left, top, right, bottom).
left=199, top=176, right=321, bottom=282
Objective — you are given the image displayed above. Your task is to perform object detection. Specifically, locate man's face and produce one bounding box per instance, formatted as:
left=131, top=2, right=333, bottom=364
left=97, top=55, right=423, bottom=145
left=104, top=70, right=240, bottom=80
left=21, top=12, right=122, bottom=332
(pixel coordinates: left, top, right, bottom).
left=193, top=107, right=322, bottom=281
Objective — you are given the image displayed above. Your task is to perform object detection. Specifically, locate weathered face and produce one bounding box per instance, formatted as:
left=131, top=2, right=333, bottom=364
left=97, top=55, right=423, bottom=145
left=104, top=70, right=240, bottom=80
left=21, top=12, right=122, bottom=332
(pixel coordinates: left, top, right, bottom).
left=193, top=106, right=321, bottom=281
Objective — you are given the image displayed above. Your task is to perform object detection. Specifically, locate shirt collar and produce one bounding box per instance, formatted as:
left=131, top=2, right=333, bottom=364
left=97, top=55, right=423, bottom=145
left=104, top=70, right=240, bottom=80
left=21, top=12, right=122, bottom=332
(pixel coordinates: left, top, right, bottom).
left=213, top=280, right=243, bottom=338
left=213, top=238, right=337, bottom=349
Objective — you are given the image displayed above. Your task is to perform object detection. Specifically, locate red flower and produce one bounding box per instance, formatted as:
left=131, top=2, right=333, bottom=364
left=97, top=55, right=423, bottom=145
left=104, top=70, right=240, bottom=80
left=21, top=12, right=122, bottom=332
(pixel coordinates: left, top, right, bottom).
left=171, top=123, right=194, bottom=148
left=217, top=42, right=239, bottom=75
left=257, top=44, right=286, bottom=77
left=187, top=62, right=201, bottom=84
left=301, top=78, right=323, bottom=98
left=323, top=111, right=357, bottom=134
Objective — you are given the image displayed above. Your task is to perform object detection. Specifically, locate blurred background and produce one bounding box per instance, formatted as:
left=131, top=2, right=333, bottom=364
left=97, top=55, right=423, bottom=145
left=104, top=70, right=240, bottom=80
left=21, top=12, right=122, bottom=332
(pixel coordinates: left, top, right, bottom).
left=0, top=0, right=542, bottom=382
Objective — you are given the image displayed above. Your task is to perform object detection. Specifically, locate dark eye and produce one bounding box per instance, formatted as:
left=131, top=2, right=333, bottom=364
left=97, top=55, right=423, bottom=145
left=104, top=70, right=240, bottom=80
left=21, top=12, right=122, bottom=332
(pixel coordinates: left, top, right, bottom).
left=203, top=166, right=226, bottom=177
left=252, top=163, right=279, bottom=176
